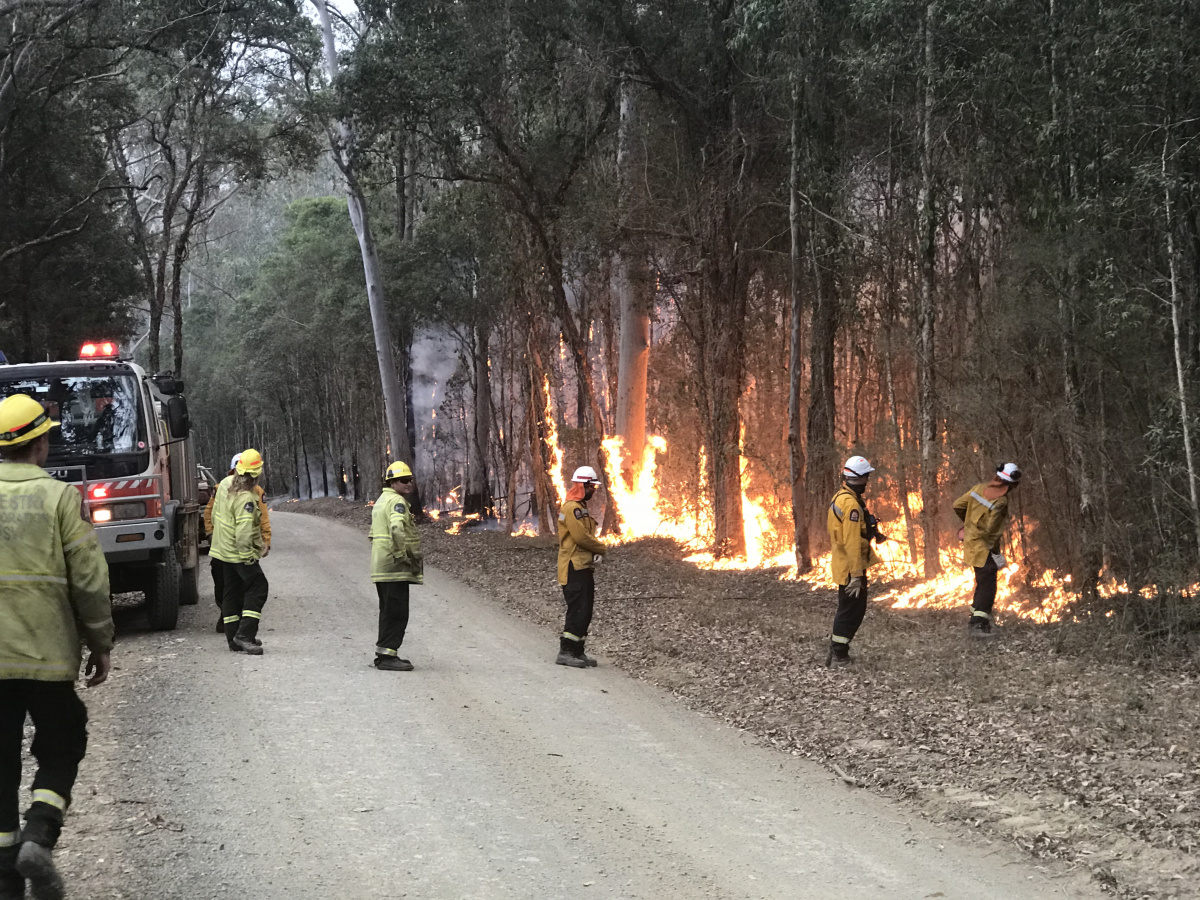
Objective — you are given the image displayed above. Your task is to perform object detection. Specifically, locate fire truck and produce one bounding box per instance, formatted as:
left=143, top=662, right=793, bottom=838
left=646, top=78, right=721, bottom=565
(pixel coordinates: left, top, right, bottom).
left=0, top=341, right=201, bottom=629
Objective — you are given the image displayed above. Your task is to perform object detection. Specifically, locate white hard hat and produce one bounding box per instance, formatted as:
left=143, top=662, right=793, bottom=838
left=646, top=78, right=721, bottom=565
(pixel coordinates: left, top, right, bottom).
left=997, top=462, right=1022, bottom=484
left=571, top=466, right=600, bottom=484
left=843, top=455, right=875, bottom=479
left=229, top=453, right=241, bottom=472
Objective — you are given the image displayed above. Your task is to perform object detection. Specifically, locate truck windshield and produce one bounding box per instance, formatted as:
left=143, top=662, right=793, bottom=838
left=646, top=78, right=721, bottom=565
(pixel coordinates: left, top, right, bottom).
left=0, top=375, right=149, bottom=479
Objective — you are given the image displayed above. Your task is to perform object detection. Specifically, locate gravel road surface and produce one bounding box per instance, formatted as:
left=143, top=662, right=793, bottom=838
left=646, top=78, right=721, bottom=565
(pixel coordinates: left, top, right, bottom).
left=61, top=511, right=1100, bottom=899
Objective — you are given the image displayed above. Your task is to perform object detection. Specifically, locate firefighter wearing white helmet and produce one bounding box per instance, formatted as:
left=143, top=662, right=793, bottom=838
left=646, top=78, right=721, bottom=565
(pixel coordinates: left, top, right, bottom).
left=555, top=466, right=607, bottom=668
left=953, top=462, right=1021, bottom=636
left=369, top=461, right=423, bottom=671
left=825, top=455, right=885, bottom=667
left=0, top=394, right=113, bottom=898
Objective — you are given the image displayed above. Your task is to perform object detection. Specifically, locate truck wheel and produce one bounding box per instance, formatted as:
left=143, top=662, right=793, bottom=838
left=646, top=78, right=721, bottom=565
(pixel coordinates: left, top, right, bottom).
left=180, top=565, right=200, bottom=605
left=144, top=555, right=181, bottom=631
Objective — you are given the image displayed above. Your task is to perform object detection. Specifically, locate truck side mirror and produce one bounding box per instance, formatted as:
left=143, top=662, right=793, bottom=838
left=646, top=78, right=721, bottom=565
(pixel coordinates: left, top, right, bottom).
left=167, top=396, right=190, bottom=440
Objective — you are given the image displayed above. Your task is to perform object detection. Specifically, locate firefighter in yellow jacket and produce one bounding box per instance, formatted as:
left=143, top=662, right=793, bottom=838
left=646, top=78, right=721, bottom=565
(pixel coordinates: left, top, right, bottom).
left=826, top=455, right=884, bottom=668
left=204, top=452, right=271, bottom=633
left=556, top=466, right=607, bottom=668
left=954, top=463, right=1021, bottom=636
left=0, top=394, right=113, bottom=900
left=369, top=462, right=423, bottom=671
left=210, top=449, right=269, bottom=655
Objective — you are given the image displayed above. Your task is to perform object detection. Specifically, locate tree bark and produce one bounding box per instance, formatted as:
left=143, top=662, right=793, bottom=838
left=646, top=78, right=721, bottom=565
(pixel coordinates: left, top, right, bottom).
left=916, top=1, right=941, bottom=577
left=465, top=319, right=494, bottom=517
left=613, top=79, right=651, bottom=487
left=314, top=0, right=410, bottom=467
left=787, top=80, right=811, bottom=574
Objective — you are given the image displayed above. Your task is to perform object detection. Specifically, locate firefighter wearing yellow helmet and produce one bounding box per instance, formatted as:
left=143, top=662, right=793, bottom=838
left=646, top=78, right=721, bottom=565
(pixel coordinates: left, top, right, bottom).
left=204, top=452, right=272, bottom=633
left=0, top=394, right=113, bottom=899
left=825, top=455, right=885, bottom=668
left=369, top=461, right=423, bottom=671
left=555, top=466, right=607, bottom=668
left=953, top=463, right=1021, bottom=637
left=210, top=448, right=270, bottom=654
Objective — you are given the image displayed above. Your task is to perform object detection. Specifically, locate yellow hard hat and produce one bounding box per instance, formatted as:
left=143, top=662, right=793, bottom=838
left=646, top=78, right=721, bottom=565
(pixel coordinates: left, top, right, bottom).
left=0, top=394, right=59, bottom=447
left=384, top=461, right=413, bottom=482
left=236, top=448, right=264, bottom=476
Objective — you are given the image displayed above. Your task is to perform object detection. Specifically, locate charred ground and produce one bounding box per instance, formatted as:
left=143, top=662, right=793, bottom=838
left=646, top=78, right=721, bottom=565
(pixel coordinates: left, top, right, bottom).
left=290, top=498, right=1200, bottom=900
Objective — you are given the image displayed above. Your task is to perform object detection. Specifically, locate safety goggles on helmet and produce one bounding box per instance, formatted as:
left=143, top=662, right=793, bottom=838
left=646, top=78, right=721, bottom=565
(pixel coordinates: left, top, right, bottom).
left=385, top=461, right=413, bottom=482
left=842, top=455, right=875, bottom=480
left=996, top=462, right=1022, bottom=484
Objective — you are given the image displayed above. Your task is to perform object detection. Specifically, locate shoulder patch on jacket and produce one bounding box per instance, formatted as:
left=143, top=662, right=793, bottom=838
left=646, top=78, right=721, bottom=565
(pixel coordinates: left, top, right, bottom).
left=573, top=507, right=587, bottom=520
left=849, top=509, right=859, bottom=522
left=394, top=500, right=407, bottom=514
left=243, top=501, right=255, bottom=512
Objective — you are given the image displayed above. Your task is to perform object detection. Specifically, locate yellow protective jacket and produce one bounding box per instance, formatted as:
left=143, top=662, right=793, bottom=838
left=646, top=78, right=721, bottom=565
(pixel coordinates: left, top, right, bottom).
left=827, top=486, right=881, bottom=586
left=206, top=484, right=270, bottom=549
left=557, top=499, right=606, bottom=585
left=0, top=463, right=113, bottom=681
left=953, top=482, right=1010, bottom=567
left=369, top=488, right=423, bottom=583
left=209, top=476, right=264, bottom=565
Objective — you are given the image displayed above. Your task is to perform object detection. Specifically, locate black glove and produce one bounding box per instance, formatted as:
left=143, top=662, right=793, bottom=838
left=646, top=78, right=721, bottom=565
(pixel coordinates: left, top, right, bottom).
left=845, top=574, right=867, bottom=601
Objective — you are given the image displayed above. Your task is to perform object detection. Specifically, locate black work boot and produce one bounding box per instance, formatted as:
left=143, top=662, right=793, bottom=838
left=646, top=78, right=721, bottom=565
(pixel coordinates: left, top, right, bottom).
left=234, top=617, right=263, bottom=654
left=0, top=845, right=23, bottom=900
left=968, top=614, right=994, bottom=638
left=215, top=613, right=225, bottom=633
left=375, top=655, right=414, bottom=671
left=578, top=643, right=598, bottom=668
left=555, top=636, right=588, bottom=669
left=19, top=807, right=65, bottom=900
left=826, top=641, right=852, bottom=668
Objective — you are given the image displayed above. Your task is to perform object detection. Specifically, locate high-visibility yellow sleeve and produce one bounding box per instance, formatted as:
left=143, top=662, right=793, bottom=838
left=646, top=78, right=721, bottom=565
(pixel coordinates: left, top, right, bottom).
left=57, top=488, right=113, bottom=654
left=953, top=490, right=970, bottom=522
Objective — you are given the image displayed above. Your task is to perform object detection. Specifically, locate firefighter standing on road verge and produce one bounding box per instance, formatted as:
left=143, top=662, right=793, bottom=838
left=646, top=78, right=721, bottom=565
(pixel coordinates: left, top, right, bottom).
left=205, top=453, right=271, bottom=633
left=826, top=456, right=885, bottom=668
left=556, top=466, right=607, bottom=669
left=954, top=463, right=1021, bottom=637
left=210, top=449, right=270, bottom=655
left=0, top=394, right=113, bottom=900
left=369, top=462, right=423, bottom=671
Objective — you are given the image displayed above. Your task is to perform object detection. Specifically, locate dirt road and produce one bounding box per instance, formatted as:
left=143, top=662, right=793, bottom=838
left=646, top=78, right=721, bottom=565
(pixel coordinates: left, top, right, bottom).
left=59, top=511, right=1100, bottom=899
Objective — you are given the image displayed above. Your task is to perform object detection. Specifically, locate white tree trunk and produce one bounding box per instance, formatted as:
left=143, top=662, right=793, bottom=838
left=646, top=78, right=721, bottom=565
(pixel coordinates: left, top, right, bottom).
left=613, top=79, right=650, bottom=485
left=312, top=0, right=411, bottom=467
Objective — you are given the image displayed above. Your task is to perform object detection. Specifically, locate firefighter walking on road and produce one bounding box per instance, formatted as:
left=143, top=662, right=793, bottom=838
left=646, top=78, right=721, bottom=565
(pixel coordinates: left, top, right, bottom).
left=369, top=462, right=423, bottom=671
left=205, top=453, right=271, bottom=633
left=210, top=449, right=270, bottom=655
left=826, top=456, right=884, bottom=668
left=556, top=466, right=607, bottom=669
left=954, top=463, right=1021, bottom=637
left=0, top=394, right=114, bottom=900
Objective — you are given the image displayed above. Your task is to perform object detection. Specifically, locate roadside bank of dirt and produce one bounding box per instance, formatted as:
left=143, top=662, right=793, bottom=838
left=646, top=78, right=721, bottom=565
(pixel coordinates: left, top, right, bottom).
left=290, top=498, right=1200, bottom=899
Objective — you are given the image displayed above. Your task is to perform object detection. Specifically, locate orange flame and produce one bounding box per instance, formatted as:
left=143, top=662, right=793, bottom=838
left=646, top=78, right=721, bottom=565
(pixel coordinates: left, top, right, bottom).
left=543, top=376, right=567, bottom=508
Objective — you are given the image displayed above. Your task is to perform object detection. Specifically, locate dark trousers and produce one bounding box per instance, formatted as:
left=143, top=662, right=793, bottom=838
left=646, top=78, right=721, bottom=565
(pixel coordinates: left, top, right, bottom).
left=375, top=582, right=411, bottom=656
left=0, top=680, right=88, bottom=848
left=211, top=557, right=225, bottom=611
left=221, top=561, right=269, bottom=643
left=561, top=562, right=595, bottom=645
left=831, top=577, right=869, bottom=644
left=972, top=555, right=999, bottom=618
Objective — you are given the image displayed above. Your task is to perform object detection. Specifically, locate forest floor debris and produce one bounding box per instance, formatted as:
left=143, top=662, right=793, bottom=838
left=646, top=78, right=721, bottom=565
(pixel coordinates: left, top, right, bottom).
left=291, top=498, right=1200, bottom=899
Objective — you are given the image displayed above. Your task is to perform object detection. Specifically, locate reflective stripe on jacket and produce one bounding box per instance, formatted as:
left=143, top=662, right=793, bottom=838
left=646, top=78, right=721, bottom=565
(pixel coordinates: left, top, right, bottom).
left=205, top=484, right=270, bottom=548
left=209, top=475, right=264, bottom=564
left=953, top=482, right=1010, bottom=568
left=369, top=488, right=423, bottom=583
left=0, top=463, right=113, bottom=681
left=556, top=499, right=606, bottom=585
left=826, top=486, right=881, bottom=586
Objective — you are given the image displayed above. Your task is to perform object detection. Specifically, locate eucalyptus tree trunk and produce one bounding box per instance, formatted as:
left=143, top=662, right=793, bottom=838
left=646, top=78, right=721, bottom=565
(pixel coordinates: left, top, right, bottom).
left=464, top=320, right=494, bottom=517
left=787, top=79, right=812, bottom=574
left=915, top=1, right=941, bottom=577
left=613, top=79, right=651, bottom=487
left=1163, top=135, right=1200, bottom=566
left=313, top=0, right=411, bottom=469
